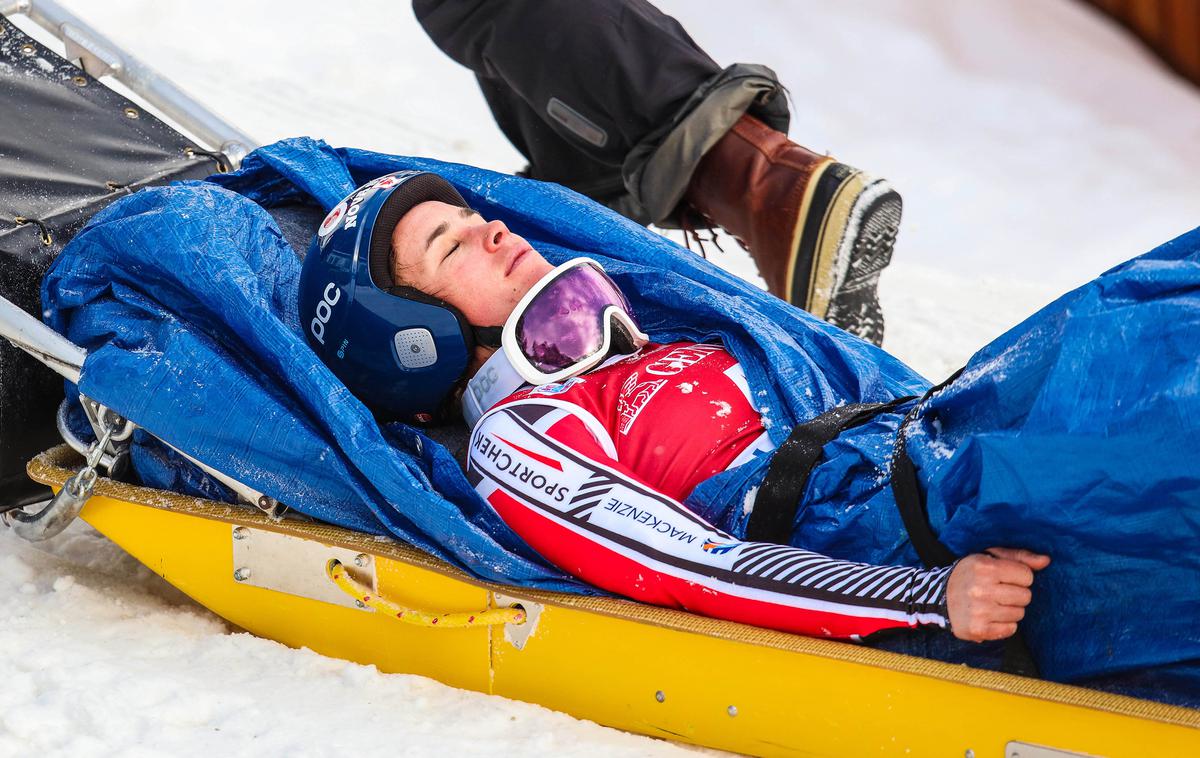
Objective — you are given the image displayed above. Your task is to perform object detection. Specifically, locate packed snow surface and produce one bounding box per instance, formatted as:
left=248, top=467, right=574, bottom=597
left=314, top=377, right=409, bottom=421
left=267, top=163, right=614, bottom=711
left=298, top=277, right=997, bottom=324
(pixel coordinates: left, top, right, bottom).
left=4, top=0, right=1199, bottom=755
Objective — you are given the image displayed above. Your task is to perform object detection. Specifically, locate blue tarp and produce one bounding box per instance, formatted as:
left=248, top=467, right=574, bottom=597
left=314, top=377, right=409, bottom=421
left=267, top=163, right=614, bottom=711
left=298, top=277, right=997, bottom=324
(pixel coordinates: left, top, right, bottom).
left=43, top=138, right=1199, bottom=696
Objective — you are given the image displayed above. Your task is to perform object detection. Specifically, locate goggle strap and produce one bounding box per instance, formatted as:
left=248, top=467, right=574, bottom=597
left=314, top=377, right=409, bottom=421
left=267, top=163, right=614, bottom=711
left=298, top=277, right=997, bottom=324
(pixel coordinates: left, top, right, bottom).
left=608, top=318, right=644, bottom=355
left=472, top=325, right=502, bottom=349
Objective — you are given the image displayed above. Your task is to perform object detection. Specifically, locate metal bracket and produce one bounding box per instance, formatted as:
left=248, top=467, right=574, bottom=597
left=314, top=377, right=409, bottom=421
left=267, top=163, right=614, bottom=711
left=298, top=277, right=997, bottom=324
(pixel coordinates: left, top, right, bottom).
left=159, top=439, right=285, bottom=519
left=60, top=21, right=120, bottom=78
left=492, top=593, right=543, bottom=651
left=5, top=398, right=136, bottom=540
left=231, top=526, right=376, bottom=612
left=58, top=393, right=287, bottom=518
left=78, top=397, right=135, bottom=478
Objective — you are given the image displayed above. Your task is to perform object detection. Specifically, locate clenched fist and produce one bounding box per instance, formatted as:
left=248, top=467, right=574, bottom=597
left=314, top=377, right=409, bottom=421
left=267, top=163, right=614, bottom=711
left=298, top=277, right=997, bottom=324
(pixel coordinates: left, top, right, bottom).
left=946, top=547, right=1051, bottom=642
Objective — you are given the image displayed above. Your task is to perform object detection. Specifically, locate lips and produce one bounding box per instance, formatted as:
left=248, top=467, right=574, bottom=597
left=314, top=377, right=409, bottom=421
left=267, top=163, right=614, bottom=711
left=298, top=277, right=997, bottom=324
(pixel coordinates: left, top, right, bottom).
left=505, top=247, right=531, bottom=277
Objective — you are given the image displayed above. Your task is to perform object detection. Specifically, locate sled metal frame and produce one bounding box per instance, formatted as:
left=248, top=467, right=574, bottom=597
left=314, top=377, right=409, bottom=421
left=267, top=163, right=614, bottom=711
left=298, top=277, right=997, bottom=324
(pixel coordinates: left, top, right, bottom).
left=0, top=294, right=281, bottom=539
left=0, top=0, right=256, bottom=167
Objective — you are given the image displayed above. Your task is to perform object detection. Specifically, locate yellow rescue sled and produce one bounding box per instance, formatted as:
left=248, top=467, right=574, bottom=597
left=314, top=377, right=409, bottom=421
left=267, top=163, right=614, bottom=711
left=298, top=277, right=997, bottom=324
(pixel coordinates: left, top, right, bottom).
left=28, top=445, right=1200, bottom=757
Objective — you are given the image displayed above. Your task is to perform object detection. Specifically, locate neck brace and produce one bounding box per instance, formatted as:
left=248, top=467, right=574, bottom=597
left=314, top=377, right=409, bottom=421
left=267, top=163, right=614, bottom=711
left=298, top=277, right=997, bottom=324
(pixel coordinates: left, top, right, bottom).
left=463, top=347, right=528, bottom=429
left=462, top=342, right=649, bottom=429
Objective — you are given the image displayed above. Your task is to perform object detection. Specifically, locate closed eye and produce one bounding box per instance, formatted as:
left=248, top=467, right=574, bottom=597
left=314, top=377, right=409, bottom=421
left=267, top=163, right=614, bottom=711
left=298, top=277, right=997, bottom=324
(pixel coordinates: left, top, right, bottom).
left=442, top=209, right=480, bottom=261
left=433, top=208, right=482, bottom=265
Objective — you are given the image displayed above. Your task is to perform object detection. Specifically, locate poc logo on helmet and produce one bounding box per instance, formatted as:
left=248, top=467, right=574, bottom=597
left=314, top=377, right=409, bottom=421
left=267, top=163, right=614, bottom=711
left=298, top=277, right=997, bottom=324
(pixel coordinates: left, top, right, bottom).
left=310, top=282, right=341, bottom=345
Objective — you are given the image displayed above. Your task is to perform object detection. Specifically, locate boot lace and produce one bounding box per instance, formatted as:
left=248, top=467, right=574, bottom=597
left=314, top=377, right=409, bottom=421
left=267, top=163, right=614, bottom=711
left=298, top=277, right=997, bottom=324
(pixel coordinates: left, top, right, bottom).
left=678, top=209, right=727, bottom=260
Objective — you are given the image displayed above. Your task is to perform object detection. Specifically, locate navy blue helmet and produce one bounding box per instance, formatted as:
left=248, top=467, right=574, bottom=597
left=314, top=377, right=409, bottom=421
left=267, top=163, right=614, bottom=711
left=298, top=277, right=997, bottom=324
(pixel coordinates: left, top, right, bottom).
left=298, top=171, right=479, bottom=421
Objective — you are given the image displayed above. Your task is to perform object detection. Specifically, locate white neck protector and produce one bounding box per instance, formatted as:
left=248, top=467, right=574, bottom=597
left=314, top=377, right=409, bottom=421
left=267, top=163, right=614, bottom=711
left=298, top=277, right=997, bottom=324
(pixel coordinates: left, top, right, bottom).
left=462, top=347, right=528, bottom=429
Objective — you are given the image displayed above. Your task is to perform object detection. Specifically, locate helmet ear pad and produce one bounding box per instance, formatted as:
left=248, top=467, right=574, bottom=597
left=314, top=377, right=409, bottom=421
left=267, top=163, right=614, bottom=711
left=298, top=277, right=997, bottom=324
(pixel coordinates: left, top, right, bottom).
left=386, top=284, right=501, bottom=350
left=385, top=284, right=477, bottom=354
left=368, top=174, right=468, bottom=291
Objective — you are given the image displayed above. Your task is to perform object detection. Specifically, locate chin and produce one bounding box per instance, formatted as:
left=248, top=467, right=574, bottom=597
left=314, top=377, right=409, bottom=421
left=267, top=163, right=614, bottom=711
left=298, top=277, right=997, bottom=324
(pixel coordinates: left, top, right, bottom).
left=524, top=259, right=554, bottom=285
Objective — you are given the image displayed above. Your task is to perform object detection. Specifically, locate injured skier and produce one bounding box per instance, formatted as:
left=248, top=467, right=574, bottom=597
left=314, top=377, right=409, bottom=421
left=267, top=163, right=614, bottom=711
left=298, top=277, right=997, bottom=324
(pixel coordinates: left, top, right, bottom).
left=296, top=170, right=1199, bottom=705
left=45, top=141, right=1198, bottom=707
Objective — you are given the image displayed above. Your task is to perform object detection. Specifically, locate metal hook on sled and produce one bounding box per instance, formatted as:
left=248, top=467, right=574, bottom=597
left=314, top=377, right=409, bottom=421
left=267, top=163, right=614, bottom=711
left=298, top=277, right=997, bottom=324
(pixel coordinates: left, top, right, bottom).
left=6, top=407, right=134, bottom=541
left=0, top=293, right=119, bottom=539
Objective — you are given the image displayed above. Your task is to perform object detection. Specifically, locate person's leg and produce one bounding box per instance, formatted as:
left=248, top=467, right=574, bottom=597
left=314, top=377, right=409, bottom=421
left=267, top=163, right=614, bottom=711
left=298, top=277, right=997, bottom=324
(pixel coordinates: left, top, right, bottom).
left=865, top=627, right=1007, bottom=672
left=471, top=74, right=643, bottom=220
left=413, top=0, right=723, bottom=220
left=908, top=225, right=1200, bottom=691
left=413, top=0, right=900, bottom=344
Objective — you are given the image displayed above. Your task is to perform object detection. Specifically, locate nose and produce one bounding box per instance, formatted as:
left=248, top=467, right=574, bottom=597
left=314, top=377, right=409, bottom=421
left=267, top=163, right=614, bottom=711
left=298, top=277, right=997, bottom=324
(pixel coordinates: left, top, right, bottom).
left=481, top=219, right=507, bottom=253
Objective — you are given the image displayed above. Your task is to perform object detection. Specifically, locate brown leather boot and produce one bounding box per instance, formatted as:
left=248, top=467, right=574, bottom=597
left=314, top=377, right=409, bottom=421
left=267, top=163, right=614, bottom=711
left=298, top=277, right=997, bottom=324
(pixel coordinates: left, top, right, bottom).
left=682, top=114, right=901, bottom=345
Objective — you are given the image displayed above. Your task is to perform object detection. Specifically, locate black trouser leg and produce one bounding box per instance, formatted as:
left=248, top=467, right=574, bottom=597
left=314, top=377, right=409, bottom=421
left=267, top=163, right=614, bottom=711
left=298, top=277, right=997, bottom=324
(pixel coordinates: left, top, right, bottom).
left=472, top=74, right=629, bottom=206
left=414, top=0, right=785, bottom=225
left=413, top=0, right=718, bottom=163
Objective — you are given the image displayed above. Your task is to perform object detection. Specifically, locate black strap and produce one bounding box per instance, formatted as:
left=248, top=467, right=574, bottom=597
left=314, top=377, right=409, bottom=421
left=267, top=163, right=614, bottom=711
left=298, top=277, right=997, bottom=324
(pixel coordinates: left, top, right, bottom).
left=471, top=325, right=502, bottom=349
left=746, top=396, right=915, bottom=543
left=887, top=367, right=963, bottom=568
left=746, top=371, right=1039, bottom=676
left=887, top=368, right=1041, bottom=677
left=889, top=401, right=958, bottom=568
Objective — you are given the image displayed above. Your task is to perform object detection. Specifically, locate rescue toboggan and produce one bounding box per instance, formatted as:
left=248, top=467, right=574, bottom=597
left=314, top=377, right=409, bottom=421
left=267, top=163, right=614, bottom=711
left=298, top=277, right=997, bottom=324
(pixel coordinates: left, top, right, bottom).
left=19, top=440, right=1200, bottom=756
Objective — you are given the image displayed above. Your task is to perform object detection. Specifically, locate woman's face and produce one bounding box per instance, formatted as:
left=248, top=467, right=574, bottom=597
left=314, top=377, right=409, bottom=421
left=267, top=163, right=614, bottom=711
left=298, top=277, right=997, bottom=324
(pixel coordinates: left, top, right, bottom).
left=390, top=201, right=553, bottom=327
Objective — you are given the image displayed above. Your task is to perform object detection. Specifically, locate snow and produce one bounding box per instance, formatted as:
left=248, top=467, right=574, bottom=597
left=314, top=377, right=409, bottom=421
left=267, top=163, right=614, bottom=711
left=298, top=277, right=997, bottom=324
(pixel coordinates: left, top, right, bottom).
left=3, top=0, right=1199, bottom=754
left=742, top=486, right=760, bottom=516
left=0, top=527, right=689, bottom=757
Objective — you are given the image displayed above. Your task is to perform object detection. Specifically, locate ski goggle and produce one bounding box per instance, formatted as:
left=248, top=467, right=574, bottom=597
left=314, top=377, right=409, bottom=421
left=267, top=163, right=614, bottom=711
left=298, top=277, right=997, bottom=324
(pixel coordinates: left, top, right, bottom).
left=464, top=258, right=649, bottom=428
left=502, top=257, right=650, bottom=385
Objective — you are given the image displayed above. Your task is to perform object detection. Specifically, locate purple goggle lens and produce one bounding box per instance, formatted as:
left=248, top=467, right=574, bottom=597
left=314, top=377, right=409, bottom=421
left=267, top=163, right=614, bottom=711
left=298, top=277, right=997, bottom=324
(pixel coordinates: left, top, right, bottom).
left=514, top=263, right=640, bottom=375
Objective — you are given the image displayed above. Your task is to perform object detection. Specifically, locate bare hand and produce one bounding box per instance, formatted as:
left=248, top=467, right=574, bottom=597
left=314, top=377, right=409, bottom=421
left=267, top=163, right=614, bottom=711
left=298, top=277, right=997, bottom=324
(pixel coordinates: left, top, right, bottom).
left=946, top=547, right=1050, bottom=642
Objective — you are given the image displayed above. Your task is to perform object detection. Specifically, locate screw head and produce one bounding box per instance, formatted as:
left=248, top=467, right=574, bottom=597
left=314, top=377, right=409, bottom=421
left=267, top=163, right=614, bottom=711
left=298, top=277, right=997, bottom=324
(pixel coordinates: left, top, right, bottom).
left=72, top=75, right=87, bottom=87
left=233, top=567, right=251, bottom=582
left=123, top=107, right=140, bottom=119
left=353, top=553, right=370, bottom=568
left=655, top=691, right=665, bottom=703
left=232, top=526, right=249, bottom=540
left=355, top=600, right=366, bottom=609
left=726, top=705, right=738, bottom=717
left=965, top=750, right=976, bottom=758
left=21, top=43, right=35, bottom=56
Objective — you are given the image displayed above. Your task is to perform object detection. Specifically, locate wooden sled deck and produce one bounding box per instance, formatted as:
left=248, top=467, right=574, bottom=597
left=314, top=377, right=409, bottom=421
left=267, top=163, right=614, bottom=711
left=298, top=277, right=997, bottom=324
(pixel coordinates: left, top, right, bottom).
left=29, top=444, right=1200, bottom=757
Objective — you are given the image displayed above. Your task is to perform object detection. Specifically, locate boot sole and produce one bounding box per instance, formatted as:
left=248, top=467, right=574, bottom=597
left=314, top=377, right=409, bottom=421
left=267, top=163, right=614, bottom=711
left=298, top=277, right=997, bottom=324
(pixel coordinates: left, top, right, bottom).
left=787, top=163, right=901, bottom=346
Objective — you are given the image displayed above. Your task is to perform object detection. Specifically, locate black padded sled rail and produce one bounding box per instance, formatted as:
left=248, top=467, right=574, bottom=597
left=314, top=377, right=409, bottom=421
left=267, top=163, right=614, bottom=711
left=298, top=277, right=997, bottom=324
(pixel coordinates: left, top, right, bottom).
left=0, top=14, right=221, bottom=504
